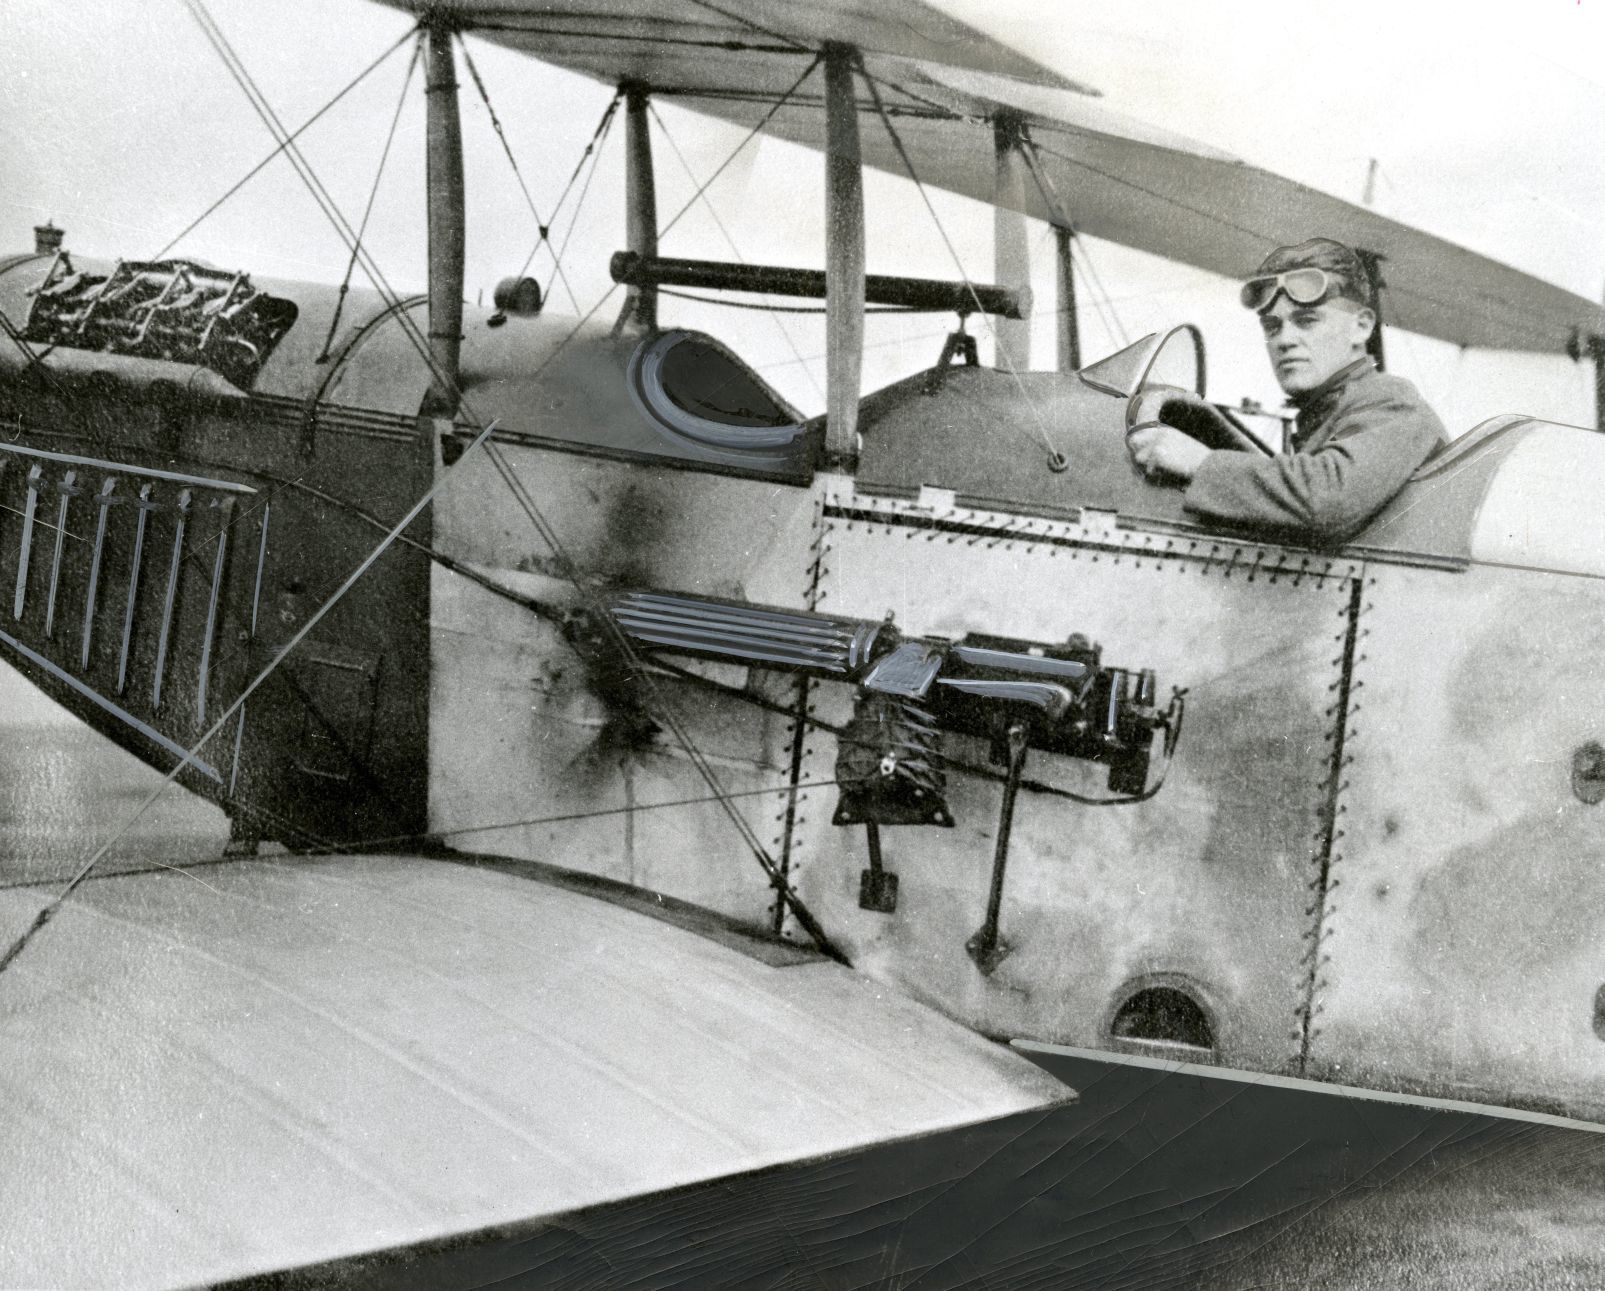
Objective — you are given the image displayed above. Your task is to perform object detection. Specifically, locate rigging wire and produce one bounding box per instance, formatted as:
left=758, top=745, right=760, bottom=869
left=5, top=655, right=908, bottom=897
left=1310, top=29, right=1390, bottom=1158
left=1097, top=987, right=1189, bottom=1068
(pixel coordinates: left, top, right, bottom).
left=308, top=779, right=846, bottom=856
left=655, top=55, right=823, bottom=244
left=0, top=418, right=503, bottom=981
left=153, top=26, right=418, bottom=261
left=515, top=93, right=622, bottom=280
left=317, top=34, right=424, bottom=362
left=540, top=95, right=619, bottom=309
left=648, top=101, right=827, bottom=407
left=171, top=1, right=843, bottom=961
left=1071, top=236, right=1132, bottom=346
left=854, top=59, right=1067, bottom=470
left=754, top=325, right=955, bottom=370
left=458, top=36, right=582, bottom=315
left=0, top=305, right=45, bottom=371
left=1069, top=236, right=1129, bottom=351
left=682, top=0, right=813, bottom=52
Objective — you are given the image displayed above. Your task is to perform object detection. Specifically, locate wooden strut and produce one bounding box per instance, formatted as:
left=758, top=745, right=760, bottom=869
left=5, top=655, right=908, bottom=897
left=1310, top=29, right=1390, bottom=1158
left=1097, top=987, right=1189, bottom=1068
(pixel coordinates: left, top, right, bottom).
left=1590, top=335, right=1605, bottom=433
left=823, top=43, right=865, bottom=467
left=1054, top=226, right=1081, bottom=372
left=424, top=23, right=465, bottom=414
left=1355, top=248, right=1388, bottom=372
left=620, top=83, right=659, bottom=334
left=992, top=112, right=1031, bottom=372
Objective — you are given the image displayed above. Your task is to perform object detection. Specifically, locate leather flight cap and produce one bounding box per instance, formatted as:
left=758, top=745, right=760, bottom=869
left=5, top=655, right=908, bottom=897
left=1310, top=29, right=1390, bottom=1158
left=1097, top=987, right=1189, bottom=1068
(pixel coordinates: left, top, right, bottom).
left=1242, top=238, right=1375, bottom=311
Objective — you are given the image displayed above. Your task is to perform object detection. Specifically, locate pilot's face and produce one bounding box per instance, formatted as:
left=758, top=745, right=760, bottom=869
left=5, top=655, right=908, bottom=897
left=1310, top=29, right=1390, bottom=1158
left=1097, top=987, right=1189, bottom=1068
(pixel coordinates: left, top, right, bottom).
left=1258, top=295, right=1375, bottom=396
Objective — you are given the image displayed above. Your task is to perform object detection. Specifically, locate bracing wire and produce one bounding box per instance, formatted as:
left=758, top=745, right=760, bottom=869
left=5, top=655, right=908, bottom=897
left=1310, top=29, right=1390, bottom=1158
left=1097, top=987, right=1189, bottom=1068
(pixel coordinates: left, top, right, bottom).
left=153, top=26, right=418, bottom=261
left=515, top=93, right=622, bottom=280
left=1068, top=237, right=1125, bottom=352
left=656, top=55, right=822, bottom=243
left=648, top=100, right=827, bottom=408
left=317, top=34, right=424, bottom=362
left=854, top=59, right=1067, bottom=470
left=458, top=36, right=582, bottom=315
left=0, top=419, right=503, bottom=980
left=1070, top=235, right=1132, bottom=348
left=170, top=1, right=845, bottom=960
left=313, top=779, right=845, bottom=856
left=541, top=95, right=619, bottom=308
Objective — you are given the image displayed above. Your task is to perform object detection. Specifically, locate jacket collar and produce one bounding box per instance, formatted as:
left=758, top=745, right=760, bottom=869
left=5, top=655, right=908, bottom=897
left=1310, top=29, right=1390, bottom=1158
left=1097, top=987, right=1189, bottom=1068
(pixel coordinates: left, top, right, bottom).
left=1291, top=355, right=1374, bottom=413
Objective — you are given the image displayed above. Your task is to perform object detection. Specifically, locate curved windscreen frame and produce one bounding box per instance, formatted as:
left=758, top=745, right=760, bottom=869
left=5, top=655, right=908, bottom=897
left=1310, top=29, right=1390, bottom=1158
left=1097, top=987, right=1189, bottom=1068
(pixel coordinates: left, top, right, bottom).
left=1077, top=332, right=1161, bottom=398
left=1127, top=324, right=1207, bottom=408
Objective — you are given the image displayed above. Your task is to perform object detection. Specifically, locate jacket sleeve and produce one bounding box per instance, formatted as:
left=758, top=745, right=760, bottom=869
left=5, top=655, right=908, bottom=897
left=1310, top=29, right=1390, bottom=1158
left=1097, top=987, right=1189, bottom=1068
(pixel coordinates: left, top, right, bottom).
left=1180, top=377, right=1447, bottom=545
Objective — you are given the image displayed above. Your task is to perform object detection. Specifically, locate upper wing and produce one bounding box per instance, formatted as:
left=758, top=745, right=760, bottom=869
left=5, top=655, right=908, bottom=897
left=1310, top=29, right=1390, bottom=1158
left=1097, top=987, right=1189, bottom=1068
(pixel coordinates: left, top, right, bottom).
left=375, top=0, right=1605, bottom=355
left=380, top=0, right=1098, bottom=94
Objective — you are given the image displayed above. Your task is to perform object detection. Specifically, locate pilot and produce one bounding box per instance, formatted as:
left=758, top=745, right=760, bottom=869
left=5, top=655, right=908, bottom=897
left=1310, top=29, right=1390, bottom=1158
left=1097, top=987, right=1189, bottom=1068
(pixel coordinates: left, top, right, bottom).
left=1127, top=237, right=1446, bottom=545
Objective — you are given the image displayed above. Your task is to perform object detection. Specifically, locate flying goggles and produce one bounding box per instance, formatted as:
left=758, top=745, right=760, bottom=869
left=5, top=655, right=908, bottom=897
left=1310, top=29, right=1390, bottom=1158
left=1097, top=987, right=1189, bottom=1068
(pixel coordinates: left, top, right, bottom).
left=1239, top=267, right=1338, bottom=313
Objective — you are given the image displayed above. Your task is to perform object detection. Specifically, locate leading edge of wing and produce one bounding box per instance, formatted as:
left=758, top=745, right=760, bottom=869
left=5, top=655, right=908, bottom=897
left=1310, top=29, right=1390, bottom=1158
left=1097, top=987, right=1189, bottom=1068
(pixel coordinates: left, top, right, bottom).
left=371, top=0, right=1098, bottom=95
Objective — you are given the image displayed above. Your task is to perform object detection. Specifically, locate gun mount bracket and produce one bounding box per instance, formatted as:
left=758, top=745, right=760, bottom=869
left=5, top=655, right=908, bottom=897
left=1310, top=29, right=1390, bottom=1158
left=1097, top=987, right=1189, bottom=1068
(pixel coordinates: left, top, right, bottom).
left=858, top=822, right=899, bottom=913
left=967, top=720, right=1030, bottom=975
left=924, top=327, right=979, bottom=395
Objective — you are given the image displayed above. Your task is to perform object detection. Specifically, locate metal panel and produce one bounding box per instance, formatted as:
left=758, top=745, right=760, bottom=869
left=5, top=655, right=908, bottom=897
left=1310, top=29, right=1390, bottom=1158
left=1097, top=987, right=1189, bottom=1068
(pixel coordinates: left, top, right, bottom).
left=429, top=443, right=820, bottom=926
left=1471, top=421, right=1605, bottom=577
left=786, top=485, right=1360, bottom=1073
left=1306, top=562, right=1605, bottom=1120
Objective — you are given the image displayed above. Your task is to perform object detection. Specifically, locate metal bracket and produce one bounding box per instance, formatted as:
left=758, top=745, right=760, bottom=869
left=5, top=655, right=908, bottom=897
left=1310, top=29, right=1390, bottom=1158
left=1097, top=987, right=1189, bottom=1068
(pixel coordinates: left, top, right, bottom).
left=858, top=821, right=899, bottom=913
left=924, top=326, right=979, bottom=395
left=966, top=719, right=1029, bottom=974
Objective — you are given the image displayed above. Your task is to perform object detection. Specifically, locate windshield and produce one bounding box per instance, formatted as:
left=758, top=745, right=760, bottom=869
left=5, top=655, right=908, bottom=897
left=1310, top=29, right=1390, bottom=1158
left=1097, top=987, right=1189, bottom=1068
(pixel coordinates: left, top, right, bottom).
left=1130, top=324, right=1206, bottom=401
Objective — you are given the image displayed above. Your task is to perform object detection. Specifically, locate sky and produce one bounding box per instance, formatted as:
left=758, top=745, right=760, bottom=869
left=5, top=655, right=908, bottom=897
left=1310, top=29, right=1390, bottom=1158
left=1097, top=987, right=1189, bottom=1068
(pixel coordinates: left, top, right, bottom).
left=1, top=0, right=1603, bottom=722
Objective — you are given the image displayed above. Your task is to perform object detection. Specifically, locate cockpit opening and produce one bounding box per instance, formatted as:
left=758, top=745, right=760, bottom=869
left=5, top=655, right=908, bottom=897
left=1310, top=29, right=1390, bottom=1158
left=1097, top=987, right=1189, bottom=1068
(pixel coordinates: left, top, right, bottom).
left=626, top=328, right=808, bottom=467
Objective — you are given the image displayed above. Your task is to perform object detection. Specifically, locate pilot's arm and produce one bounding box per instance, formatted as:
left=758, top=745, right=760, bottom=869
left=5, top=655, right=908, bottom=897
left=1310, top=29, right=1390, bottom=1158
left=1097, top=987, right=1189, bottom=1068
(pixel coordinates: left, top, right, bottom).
left=1132, top=375, right=1446, bottom=546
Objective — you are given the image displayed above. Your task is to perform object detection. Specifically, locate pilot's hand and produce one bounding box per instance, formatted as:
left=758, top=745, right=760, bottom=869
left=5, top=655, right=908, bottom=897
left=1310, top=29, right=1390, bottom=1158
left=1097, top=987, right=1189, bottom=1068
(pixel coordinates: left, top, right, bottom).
left=1128, top=424, right=1210, bottom=484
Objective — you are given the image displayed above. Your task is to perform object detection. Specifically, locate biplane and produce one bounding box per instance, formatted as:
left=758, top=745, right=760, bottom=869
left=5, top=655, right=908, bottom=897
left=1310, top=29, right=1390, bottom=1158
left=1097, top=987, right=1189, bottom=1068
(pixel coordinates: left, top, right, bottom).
left=4, top=0, right=1605, bottom=1284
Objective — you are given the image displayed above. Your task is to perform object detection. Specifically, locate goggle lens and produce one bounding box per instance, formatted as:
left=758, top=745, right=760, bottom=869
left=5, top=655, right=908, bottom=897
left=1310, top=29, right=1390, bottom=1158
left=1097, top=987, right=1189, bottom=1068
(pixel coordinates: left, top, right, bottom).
left=1239, top=268, right=1332, bottom=312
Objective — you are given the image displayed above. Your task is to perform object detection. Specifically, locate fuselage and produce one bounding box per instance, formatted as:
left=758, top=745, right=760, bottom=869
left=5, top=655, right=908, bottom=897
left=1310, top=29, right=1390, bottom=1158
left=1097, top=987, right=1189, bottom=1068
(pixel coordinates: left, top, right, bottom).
left=3, top=245, right=1603, bottom=1122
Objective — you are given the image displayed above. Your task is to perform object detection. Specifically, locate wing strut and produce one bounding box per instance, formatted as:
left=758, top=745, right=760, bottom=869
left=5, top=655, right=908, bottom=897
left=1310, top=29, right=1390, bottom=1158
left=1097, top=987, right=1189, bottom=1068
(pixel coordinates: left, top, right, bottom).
left=425, top=20, right=465, bottom=413
left=1053, top=226, right=1080, bottom=371
left=1356, top=249, right=1388, bottom=372
left=992, top=113, right=1030, bottom=372
left=618, top=83, right=659, bottom=334
left=1567, top=329, right=1605, bottom=432
left=823, top=43, right=864, bottom=466
left=1594, top=339, right=1605, bottom=432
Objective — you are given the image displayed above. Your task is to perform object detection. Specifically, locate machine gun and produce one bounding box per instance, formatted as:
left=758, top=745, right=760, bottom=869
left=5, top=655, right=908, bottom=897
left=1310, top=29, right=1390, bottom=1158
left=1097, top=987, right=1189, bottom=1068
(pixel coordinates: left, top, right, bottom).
left=568, top=591, right=1182, bottom=970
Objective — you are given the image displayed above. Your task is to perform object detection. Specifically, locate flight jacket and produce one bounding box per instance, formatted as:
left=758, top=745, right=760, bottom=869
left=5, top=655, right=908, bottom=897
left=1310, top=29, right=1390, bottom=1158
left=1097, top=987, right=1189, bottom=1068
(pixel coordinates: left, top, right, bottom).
left=1182, top=357, right=1447, bottom=546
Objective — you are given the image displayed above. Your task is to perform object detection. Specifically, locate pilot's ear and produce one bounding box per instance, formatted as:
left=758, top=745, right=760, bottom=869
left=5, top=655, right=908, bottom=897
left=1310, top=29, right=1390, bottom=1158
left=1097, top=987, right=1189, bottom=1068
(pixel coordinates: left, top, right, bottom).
left=1353, top=306, right=1377, bottom=342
